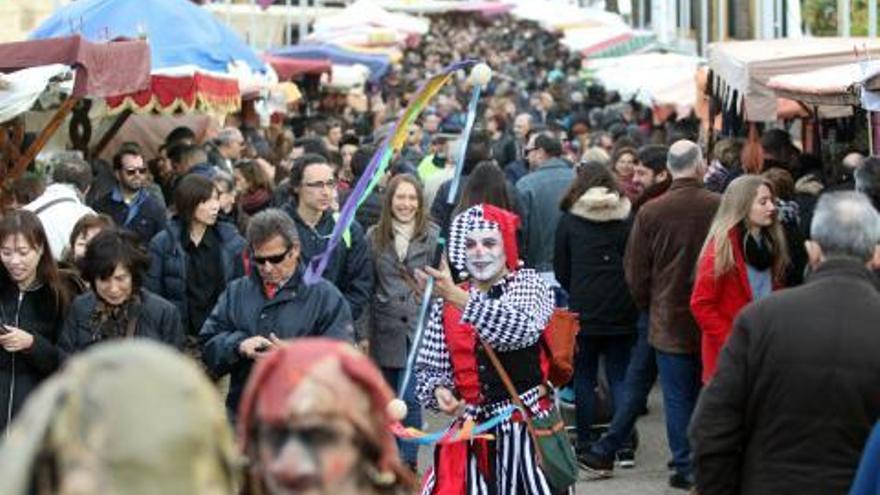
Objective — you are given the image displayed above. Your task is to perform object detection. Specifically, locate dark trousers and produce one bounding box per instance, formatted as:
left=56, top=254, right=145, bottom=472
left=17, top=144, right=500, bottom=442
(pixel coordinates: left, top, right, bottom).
left=381, top=367, right=421, bottom=465
left=655, top=350, right=701, bottom=476
left=591, top=312, right=657, bottom=457
left=573, top=334, right=633, bottom=450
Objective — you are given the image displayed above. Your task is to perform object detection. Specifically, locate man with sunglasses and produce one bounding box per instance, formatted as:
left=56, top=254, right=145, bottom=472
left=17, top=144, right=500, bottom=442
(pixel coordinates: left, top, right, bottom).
left=93, top=145, right=167, bottom=246
left=201, top=208, right=354, bottom=422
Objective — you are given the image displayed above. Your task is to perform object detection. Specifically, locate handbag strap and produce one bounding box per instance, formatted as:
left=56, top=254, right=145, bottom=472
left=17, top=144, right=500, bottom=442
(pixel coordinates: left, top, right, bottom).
left=476, top=337, right=543, bottom=464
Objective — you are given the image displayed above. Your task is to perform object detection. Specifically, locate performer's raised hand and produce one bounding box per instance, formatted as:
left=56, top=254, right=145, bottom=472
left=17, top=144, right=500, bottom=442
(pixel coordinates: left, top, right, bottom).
left=419, top=257, right=469, bottom=308
left=435, top=386, right=464, bottom=416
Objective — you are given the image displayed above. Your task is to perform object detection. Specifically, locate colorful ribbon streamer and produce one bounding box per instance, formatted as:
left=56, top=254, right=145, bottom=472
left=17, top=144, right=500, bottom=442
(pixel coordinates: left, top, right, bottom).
left=391, top=405, right=519, bottom=445
left=303, top=59, right=477, bottom=285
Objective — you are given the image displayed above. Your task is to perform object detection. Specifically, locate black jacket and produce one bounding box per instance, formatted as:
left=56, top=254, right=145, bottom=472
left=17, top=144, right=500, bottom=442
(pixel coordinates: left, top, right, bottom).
left=690, top=259, right=880, bottom=495
left=58, top=289, right=185, bottom=354
left=200, top=266, right=353, bottom=418
left=281, top=205, right=373, bottom=320
left=0, top=283, right=64, bottom=432
left=145, top=218, right=246, bottom=331
left=554, top=188, right=637, bottom=335
left=92, top=188, right=167, bottom=247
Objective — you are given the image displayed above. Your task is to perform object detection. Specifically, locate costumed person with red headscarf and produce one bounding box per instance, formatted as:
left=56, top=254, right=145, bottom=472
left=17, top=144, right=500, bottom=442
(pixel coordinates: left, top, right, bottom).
left=415, top=204, right=558, bottom=495
left=237, top=338, right=415, bottom=495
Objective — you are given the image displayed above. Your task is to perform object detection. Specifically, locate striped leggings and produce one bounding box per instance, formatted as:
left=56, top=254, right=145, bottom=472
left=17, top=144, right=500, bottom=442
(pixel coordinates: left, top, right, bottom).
left=420, top=421, right=557, bottom=495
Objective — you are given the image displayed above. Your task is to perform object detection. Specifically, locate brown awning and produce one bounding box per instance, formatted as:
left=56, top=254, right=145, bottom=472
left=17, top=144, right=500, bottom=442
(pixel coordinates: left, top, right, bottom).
left=0, top=35, right=150, bottom=98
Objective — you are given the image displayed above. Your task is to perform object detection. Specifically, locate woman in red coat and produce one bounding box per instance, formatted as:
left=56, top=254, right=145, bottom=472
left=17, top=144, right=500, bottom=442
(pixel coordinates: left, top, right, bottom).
left=691, top=175, right=789, bottom=383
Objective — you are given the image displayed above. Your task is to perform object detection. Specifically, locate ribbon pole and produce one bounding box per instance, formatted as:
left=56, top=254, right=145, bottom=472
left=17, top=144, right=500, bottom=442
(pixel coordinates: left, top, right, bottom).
left=397, top=65, right=491, bottom=402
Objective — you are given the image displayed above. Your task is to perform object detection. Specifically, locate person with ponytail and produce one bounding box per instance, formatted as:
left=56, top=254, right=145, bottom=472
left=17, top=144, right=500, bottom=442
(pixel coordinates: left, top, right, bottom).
left=691, top=175, right=789, bottom=383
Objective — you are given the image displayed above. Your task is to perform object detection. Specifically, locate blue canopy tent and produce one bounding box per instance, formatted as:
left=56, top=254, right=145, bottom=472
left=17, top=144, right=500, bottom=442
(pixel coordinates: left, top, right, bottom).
left=269, top=44, right=391, bottom=82
left=31, top=0, right=267, bottom=74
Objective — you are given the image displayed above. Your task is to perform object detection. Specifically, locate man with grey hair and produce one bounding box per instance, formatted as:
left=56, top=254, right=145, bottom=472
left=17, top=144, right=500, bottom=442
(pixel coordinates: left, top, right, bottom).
left=612, top=140, right=719, bottom=489
left=208, top=127, right=245, bottom=174
left=691, top=192, right=880, bottom=494
left=24, top=155, right=95, bottom=260
left=200, top=208, right=353, bottom=420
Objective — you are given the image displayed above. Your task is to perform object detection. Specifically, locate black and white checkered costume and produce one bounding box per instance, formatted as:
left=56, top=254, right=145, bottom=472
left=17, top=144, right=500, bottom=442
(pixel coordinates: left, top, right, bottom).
left=414, top=269, right=555, bottom=414
left=415, top=204, right=558, bottom=495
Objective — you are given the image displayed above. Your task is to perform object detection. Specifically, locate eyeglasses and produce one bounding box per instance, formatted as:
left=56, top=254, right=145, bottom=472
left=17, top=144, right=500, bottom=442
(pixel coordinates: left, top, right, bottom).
left=303, top=179, right=338, bottom=190
left=252, top=246, right=292, bottom=266
left=124, top=168, right=148, bottom=176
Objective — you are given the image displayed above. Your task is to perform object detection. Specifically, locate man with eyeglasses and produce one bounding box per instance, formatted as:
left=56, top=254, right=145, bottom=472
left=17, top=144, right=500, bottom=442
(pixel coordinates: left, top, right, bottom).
left=200, top=208, right=353, bottom=422
left=281, top=154, right=373, bottom=321
left=92, top=145, right=167, bottom=246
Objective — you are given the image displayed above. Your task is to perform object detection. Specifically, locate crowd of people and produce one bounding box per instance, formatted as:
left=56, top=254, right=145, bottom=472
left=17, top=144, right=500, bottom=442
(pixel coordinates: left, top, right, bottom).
left=2, top=10, right=880, bottom=495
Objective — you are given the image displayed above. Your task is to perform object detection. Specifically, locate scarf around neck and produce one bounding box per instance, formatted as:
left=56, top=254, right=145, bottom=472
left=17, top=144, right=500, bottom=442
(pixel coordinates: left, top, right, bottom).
left=89, top=292, right=143, bottom=343
left=391, top=220, right=415, bottom=261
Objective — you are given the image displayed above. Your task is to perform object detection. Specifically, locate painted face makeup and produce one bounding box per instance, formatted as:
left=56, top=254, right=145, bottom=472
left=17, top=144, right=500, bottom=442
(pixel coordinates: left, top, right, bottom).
left=464, top=228, right=506, bottom=282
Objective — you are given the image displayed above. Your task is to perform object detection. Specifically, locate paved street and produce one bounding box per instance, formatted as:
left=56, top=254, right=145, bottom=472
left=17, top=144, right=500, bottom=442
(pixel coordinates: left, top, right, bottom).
left=420, top=386, right=682, bottom=494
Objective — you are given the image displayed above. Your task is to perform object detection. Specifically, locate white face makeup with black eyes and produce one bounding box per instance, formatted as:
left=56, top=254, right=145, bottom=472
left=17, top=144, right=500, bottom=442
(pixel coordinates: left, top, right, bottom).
left=464, top=229, right=506, bottom=282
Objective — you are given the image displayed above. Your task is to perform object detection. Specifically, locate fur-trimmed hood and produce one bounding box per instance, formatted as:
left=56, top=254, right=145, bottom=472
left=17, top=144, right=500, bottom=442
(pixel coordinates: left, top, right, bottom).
left=569, top=187, right=631, bottom=222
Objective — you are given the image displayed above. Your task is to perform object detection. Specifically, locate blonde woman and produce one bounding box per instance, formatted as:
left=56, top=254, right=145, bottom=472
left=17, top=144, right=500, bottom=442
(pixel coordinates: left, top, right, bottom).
left=690, top=175, right=789, bottom=383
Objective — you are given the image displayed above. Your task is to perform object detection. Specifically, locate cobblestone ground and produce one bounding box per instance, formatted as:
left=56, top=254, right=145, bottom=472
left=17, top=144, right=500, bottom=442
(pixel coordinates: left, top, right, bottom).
left=419, top=386, right=683, bottom=494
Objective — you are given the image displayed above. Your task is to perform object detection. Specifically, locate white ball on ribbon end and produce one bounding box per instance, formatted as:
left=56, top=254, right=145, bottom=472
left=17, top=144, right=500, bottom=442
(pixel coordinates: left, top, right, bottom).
left=470, top=63, right=492, bottom=88
left=387, top=398, right=408, bottom=421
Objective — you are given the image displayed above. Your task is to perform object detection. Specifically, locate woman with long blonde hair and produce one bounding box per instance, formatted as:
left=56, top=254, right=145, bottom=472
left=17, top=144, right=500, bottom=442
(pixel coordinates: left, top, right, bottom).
left=691, top=175, right=789, bottom=383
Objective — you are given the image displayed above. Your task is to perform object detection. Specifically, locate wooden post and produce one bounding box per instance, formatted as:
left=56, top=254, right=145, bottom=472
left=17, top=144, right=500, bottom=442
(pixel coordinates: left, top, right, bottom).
left=90, top=109, right=133, bottom=160
left=9, top=95, right=80, bottom=182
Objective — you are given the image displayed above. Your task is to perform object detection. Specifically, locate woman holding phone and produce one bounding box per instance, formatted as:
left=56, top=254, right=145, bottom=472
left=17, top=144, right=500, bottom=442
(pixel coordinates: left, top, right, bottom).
left=0, top=210, right=69, bottom=433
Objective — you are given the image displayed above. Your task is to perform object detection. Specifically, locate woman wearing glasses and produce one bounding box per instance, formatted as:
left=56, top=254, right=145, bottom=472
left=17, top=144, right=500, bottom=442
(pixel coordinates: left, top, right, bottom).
left=144, top=174, right=246, bottom=358
left=58, top=228, right=184, bottom=354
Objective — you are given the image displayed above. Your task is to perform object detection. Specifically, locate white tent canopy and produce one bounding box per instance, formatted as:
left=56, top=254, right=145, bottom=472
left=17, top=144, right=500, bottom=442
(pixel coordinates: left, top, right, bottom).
left=587, top=53, right=702, bottom=111
left=0, top=64, right=71, bottom=124
left=313, top=0, right=429, bottom=37
left=767, top=61, right=880, bottom=109
left=708, top=37, right=880, bottom=121
left=510, top=0, right=626, bottom=32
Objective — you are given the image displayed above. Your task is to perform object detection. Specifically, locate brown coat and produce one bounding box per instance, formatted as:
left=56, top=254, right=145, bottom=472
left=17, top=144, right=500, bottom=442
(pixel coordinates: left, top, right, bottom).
left=624, top=178, right=720, bottom=354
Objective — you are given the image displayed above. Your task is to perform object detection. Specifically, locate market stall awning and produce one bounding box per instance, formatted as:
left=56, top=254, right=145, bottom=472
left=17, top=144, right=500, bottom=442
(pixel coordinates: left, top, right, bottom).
left=0, top=36, right=150, bottom=98
left=269, top=44, right=391, bottom=82
left=767, top=61, right=880, bottom=108
left=105, top=70, right=240, bottom=116
left=313, top=0, right=429, bottom=36
left=30, top=0, right=268, bottom=75
left=262, top=54, right=332, bottom=80
left=708, top=37, right=880, bottom=121
left=585, top=53, right=702, bottom=109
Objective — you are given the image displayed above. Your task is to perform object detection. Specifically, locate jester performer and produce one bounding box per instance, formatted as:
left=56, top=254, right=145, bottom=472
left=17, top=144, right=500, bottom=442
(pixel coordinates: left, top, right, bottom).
left=415, top=204, right=558, bottom=495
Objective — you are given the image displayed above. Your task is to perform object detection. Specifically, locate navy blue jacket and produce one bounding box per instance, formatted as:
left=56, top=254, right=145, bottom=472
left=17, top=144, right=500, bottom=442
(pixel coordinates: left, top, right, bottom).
left=199, top=266, right=353, bottom=418
left=92, top=188, right=167, bottom=247
left=281, top=205, right=373, bottom=320
left=145, top=219, right=246, bottom=330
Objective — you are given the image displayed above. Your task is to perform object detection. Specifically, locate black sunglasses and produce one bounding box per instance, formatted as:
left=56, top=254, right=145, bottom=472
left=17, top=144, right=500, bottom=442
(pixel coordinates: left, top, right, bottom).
left=252, top=246, right=292, bottom=266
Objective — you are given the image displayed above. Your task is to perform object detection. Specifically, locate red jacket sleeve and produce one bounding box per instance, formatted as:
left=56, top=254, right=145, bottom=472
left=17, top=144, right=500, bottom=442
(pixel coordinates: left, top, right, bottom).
left=690, top=240, right=730, bottom=338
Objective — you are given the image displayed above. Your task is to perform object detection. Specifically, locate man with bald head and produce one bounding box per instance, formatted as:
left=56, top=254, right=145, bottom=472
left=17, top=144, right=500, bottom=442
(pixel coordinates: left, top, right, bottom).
left=619, top=140, right=720, bottom=490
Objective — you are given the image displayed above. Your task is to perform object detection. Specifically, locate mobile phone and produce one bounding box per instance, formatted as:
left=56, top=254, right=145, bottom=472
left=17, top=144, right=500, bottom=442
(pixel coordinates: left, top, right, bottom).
left=254, top=343, right=270, bottom=353
left=0, top=325, right=11, bottom=335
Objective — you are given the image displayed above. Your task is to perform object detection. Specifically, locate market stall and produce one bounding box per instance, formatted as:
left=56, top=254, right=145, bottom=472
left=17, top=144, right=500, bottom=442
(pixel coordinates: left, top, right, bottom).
left=0, top=36, right=151, bottom=183
left=707, top=37, right=880, bottom=122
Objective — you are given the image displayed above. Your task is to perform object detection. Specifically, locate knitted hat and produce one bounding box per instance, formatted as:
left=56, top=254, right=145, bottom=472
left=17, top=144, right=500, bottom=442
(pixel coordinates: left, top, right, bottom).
left=448, top=204, right=520, bottom=279
left=238, top=338, right=410, bottom=487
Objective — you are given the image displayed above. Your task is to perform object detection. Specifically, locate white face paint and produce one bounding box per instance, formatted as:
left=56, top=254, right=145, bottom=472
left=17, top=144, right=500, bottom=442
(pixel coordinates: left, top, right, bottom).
left=464, top=228, right=506, bottom=282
